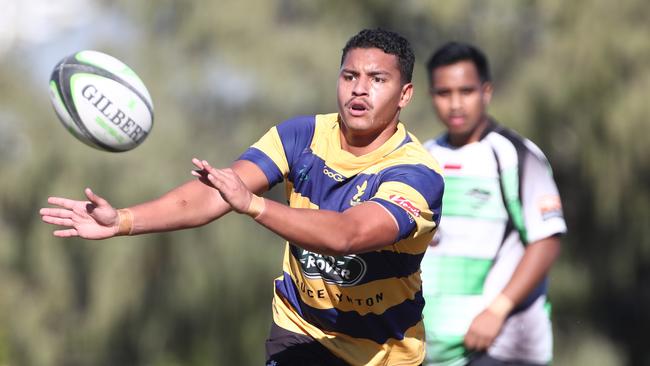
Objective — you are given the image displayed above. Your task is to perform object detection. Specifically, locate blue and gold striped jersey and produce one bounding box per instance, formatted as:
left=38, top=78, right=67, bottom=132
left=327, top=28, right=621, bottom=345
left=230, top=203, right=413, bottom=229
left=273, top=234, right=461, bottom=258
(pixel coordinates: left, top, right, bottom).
left=239, top=113, right=444, bottom=365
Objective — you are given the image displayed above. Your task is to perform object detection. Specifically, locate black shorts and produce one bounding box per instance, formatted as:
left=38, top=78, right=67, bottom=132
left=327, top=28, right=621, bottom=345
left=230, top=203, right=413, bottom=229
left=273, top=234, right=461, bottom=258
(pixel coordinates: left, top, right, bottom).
left=265, top=321, right=349, bottom=366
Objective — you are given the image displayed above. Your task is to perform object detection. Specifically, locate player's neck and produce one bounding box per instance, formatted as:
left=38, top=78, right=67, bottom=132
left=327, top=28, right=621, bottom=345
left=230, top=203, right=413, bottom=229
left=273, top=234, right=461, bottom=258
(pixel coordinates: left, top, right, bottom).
left=447, top=117, right=490, bottom=147
left=340, top=122, right=398, bottom=157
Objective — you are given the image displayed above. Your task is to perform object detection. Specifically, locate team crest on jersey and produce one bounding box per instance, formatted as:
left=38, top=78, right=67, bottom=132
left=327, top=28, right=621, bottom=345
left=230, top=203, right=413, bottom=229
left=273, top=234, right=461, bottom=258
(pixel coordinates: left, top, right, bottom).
left=349, top=180, right=367, bottom=206
left=298, top=249, right=367, bottom=286
left=467, top=188, right=492, bottom=208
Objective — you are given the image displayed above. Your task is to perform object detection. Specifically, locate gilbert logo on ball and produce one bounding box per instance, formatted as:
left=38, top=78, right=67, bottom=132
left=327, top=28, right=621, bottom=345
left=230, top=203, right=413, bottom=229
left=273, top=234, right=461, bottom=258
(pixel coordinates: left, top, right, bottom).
left=49, top=50, right=154, bottom=152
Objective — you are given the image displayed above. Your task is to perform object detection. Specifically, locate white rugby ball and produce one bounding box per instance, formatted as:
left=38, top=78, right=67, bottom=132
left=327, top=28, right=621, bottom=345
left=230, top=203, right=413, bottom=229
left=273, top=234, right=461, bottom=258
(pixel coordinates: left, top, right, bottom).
left=48, top=50, right=154, bottom=152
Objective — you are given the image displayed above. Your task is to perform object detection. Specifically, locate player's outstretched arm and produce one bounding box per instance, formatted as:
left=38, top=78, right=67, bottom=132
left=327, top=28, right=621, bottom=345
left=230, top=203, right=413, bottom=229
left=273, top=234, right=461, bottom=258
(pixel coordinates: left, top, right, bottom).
left=40, top=180, right=227, bottom=239
left=40, top=159, right=270, bottom=239
left=195, top=158, right=400, bottom=256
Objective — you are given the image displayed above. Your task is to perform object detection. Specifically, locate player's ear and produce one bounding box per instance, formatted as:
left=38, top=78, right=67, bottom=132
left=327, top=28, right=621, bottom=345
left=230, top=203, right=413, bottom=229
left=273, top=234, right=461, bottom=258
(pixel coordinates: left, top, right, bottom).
left=481, top=82, right=493, bottom=105
left=398, top=82, right=414, bottom=108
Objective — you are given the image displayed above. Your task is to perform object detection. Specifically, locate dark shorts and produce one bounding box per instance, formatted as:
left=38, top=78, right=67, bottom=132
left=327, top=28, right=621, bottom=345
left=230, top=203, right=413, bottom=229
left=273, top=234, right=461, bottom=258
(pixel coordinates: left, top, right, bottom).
left=468, top=352, right=547, bottom=366
left=265, top=322, right=349, bottom=366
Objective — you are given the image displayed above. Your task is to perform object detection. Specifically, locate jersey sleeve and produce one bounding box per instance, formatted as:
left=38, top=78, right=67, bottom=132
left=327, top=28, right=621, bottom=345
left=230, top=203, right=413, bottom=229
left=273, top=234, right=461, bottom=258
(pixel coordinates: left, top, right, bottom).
left=238, top=115, right=316, bottom=188
left=370, top=164, right=444, bottom=241
left=521, top=143, right=568, bottom=243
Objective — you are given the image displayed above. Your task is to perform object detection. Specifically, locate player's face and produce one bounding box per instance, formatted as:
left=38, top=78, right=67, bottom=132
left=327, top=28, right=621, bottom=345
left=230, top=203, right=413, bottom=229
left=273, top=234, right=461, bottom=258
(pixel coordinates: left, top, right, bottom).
left=430, top=60, right=492, bottom=146
left=337, top=48, right=412, bottom=139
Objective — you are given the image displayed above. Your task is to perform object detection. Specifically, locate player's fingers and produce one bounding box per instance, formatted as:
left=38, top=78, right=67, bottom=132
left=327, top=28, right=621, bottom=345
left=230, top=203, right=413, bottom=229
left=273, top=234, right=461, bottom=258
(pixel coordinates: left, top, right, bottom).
left=47, top=196, right=77, bottom=210
left=474, top=333, right=490, bottom=350
left=40, top=207, right=73, bottom=218
left=201, top=160, right=224, bottom=176
left=85, top=188, right=108, bottom=207
left=192, top=158, right=206, bottom=171
left=464, top=333, right=476, bottom=350
left=40, top=208, right=61, bottom=217
left=195, top=160, right=219, bottom=179
left=200, top=160, right=213, bottom=173
left=42, top=216, right=74, bottom=227
left=203, top=161, right=235, bottom=180
left=53, top=228, right=79, bottom=237
left=206, top=173, right=223, bottom=189
left=478, top=337, right=490, bottom=350
left=208, top=168, right=227, bottom=181
left=210, top=170, right=239, bottom=191
left=210, top=168, right=238, bottom=187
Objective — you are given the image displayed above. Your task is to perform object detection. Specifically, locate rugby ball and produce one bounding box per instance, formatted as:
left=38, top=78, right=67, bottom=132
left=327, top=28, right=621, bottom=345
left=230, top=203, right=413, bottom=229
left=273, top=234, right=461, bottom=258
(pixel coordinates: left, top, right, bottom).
left=48, top=50, right=154, bottom=152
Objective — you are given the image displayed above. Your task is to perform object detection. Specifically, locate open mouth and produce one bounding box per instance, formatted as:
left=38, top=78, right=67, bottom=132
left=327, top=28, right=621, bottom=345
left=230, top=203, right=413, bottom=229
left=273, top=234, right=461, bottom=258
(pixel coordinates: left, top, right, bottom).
left=347, top=100, right=369, bottom=116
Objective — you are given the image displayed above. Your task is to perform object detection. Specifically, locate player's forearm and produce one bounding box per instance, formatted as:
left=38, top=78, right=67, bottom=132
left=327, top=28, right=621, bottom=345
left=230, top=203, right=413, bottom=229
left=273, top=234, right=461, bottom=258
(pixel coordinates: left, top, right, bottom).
left=252, top=199, right=357, bottom=255
left=252, top=199, right=394, bottom=256
left=125, top=180, right=231, bottom=235
left=498, top=236, right=561, bottom=308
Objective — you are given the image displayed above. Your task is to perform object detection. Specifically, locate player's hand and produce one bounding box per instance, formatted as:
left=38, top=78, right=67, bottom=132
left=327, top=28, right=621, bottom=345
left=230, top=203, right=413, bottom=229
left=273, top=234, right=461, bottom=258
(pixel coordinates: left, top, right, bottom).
left=191, top=158, right=252, bottom=214
left=463, top=308, right=506, bottom=351
left=40, top=188, right=120, bottom=239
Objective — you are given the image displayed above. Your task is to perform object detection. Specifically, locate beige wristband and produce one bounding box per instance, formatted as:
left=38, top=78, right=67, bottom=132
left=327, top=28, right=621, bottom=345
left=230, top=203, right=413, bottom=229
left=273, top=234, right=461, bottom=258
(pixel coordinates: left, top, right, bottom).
left=487, top=293, right=514, bottom=318
left=116, top=209, right=134, bottom=236
left=246, top=195, right=266, bottom=219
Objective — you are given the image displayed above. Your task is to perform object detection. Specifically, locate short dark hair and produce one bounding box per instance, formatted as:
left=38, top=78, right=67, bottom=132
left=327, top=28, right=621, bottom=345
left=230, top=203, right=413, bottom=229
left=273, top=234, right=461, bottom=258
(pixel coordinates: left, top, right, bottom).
left=426, top=42, right=491, bottom=85
left=341, top=28, right=415, bottom=84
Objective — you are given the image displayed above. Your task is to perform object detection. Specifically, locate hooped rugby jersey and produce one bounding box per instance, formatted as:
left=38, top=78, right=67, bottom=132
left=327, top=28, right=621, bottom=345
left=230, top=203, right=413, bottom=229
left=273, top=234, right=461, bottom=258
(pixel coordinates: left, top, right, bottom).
left=421, top=120, right=567, bottom=366
left=239, top=113, right=444, bottom=366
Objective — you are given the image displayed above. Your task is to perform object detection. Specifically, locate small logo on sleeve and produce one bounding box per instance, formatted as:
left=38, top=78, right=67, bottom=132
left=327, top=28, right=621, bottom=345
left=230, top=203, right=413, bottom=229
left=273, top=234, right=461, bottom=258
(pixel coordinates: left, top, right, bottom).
left=538, top=195, right=563, bottom=220
left=389, top=195, right=421, bottom=217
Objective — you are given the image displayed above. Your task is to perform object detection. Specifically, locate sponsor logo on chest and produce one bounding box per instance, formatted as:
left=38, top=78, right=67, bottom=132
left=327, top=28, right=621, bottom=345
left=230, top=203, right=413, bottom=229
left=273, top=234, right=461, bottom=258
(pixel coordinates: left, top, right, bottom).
left=322, top=166, right=345, bottom=182
left=298, top=249, right=367, bottom=286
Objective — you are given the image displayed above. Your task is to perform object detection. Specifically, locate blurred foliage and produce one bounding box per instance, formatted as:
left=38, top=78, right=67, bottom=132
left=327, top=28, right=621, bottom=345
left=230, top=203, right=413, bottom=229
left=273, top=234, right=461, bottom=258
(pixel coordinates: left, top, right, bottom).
left=0, top=0, right=648, bottom=365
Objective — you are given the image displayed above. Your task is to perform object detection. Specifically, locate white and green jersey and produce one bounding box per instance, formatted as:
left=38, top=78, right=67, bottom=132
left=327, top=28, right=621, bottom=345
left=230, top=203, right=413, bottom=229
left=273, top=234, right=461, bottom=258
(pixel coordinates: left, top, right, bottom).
left=421, top=121, right=567, bottom=366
